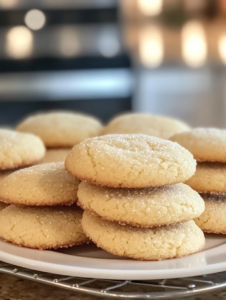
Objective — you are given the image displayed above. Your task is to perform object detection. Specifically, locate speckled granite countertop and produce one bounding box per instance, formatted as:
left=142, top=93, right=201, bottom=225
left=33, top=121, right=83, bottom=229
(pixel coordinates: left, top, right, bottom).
left=1, top=273, right=226, bottom=300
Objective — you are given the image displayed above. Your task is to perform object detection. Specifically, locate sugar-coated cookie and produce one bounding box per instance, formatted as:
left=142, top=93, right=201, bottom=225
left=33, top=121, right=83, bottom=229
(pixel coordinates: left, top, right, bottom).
left=101, top=113, right=190, bottom=140
left=186, top=162, right=226, bottom=194
left=171, top=128, right=226, bottom=162
left=82, top=211, right=205, bottom=261
left=0, top=205, right=88, bottom=250
left=0, top=129, right=45, bottom=170
left=65, top=134, right=196, bottom=188
left=16, top=111, right=102, bottom=148
left=39, top=148, right=71, bottom=163
left=195, top=194, right=226, bottom=234
left=0, top=162, right=80, bottom=206
left=78, top=182, right=204, bottom=227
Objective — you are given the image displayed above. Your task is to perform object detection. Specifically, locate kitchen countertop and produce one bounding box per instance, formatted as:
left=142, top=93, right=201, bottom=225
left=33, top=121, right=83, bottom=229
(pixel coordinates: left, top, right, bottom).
left=1, top=273, right=226, bottom=300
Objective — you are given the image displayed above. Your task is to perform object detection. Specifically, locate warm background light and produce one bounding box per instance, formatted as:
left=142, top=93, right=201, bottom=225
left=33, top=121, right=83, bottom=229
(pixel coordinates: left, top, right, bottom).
left=219, top=35, right=226, bottom=65
left=24, top=9, right=46, bottom=31
left=139, top=26, right=164, bottom=68
left=0, top=0, right=17, bottom=8
left=5, top=26, right=33, bottom=59
left=58, top=27, right=80, bottom=57
left=138, top=0, right=163, bottom=16
left=182, top=21, right=207, bottom=67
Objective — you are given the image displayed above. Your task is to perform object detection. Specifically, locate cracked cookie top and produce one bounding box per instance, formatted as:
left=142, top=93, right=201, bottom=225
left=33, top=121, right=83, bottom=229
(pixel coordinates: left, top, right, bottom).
left=0, top=129, right=45, bottom=170
left=65, top=134, right=196, bottom=188
left=16, top=111, right=103, bottom=148
left=101, top=113, right=190, bottom=140
left=171, top=128, right=226, bottom=162
left=77, top=182, right=204, bottom=227
left=0, top=162, right=80, bottom=206
left=82, top=211, right=205, bottom=260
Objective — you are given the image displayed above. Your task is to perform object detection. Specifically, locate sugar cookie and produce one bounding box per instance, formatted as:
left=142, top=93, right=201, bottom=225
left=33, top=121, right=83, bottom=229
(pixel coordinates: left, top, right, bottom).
left=0, top=129, right=45, bottom=170
left=171, top=128, right=226, bottom=162
left=101, top=113, right=190, bottom=140
left=78, top=182, right=204, bottom=227
left=186, top=162, right=226, bottom=194
left=195, top=194, right=226, bottom=234
left=0, top=162, right=80, bottom=206
left=65, top=134, right=196, bottom=188
left=0, top=205, right=88, bottom=250
left=17, top=111, right=102, bottom=148
left=82, top=211, right=205, bottom=261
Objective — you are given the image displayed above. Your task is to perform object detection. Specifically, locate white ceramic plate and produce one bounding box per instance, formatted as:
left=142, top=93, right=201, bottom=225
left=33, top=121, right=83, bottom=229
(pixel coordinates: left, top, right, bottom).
left=0, top=235, right=226, bottom=280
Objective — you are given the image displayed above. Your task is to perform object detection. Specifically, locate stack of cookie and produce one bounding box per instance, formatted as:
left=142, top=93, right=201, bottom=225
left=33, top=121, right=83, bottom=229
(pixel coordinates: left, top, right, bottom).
left=171, top=128, right=226, bottom=234
left=16, top=111, right=103, bottom=163
left=65, top=134, right=205, bottom=261
left=0, top=128, right=46, bottom=210
left=0, top=162, right=89, bottom=250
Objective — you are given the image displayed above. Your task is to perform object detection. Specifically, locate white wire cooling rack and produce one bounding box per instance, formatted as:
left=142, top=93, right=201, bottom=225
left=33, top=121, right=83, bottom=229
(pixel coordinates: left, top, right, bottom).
left=0, top=261, right=226, bottom=299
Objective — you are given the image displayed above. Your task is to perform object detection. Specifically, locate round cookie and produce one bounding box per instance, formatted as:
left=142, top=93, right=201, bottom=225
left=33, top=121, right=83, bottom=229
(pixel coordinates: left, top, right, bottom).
left=82, top=211, right=205, bottom=261
left=0, top=205, right=88, bottom=250
left=78, top=182, right=205, bottom=227
left=101, top=113, right=190, bottom=140
left=170, top=128, right=226, bottom=162
left=0, top=129, right=45, bottom=170
left=186, top=162, right=226, bottom=194
left=16, top=111, right=103, bottom=148
left=39, top=148, right=71, bottom=163
left=195, top=194, right=226, bottom=234
left=65, top=134, right=196, bottom=188
left=0, top=162, right=80, bottom=206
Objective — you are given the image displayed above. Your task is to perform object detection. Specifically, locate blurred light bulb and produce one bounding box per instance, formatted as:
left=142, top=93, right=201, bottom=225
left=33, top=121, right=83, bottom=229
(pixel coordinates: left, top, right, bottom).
left=25, top=9, right=46, bottom=31
left=138, top=0, right=163, bottom=16
left=5, top=26, right=33, bottom=59
left=182, top=21, right=207, bottom=67
left=58, top=27, right=80, bottom=57
left=0, top=0, right=17, bottom=8
left=139, top=26, right=164, bottom=68
left=219, top=35, right=226, bottom=65
left=98, top=30, right=120, bottom=57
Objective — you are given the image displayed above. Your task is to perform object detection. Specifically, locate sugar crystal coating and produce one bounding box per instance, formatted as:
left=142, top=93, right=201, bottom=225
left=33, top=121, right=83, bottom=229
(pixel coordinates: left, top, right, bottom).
left=0, top=162, right=80, bottom=206
left=0, top=205, right=88, bottom=249
left=186, top=162, right=226, bottom=194
left=0, top=129, right=45, bottom=170
left=17, top=111, right=103, bottom=148
left=195, top=193, right=226, bottom=234
left=101, top=113, right=190, bottom=139
left=65, top=134, right=196, bottom=188
left=82, top=211, right=205, bottom=261
left=78, top=182, right=204, bottom=227
left=171, top=128, right=226, bottom=162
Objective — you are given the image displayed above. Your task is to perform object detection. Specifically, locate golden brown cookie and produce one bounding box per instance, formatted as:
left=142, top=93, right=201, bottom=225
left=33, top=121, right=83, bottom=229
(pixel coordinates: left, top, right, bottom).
left=82, top=211, right=205, bottom=261
left=78, top=182, right=205, bottom=227
left=0, top=205, right=88, bottom=250
left=101, top=113, right=190, bottom=139
left=0, top=129, right=45, bottom=170
left=171, top=128, right=226, bottom=162
left=0, top=162, right=80, bottom=206
left=17, top=111, right=102, bottom=148
left=65, top=134, right=196, bottom=188
left=186, top=162, right=226, bottom=194
left=195, top=194, right=226, bottom=234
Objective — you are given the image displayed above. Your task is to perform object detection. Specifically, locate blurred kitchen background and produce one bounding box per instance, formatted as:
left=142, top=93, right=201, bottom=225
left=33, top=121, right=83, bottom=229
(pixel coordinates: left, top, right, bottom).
left=0, top=0, right=226, bottom=127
